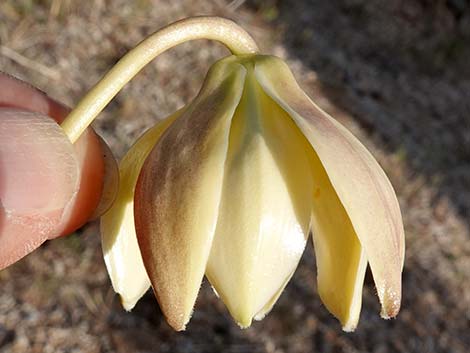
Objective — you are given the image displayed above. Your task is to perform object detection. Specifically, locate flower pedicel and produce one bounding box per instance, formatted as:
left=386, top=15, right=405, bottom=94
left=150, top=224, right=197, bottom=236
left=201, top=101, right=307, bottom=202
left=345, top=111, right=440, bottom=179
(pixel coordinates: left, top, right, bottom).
left=59, top=17, right=405, bottom=331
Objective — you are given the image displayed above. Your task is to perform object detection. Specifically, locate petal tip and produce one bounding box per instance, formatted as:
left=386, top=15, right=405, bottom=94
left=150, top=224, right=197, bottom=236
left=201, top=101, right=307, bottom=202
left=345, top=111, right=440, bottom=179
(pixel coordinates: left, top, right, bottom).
left=166, top=312, right=191, bottom=332
left=253, top=312, right=267, bottom=322
left=341, top=322, right=357, bottom=333
left=236, top=319, right=253, bottom=329
left=233, top=309, right=254, bottom=329
left=380, top=302, right=401, bottom=320
left=121, top=297, right=137, bottom=312
left=378, top=286, right=401, bottom=319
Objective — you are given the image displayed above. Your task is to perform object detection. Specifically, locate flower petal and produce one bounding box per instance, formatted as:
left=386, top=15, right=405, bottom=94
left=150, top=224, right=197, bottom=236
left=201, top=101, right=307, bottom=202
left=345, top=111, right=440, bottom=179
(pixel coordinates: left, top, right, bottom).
left=134, top=59, right=246, bottom=330
left=309, top=148, right=368, bottom=331
left=252, top=270, right=296, bottom=322
left=206, top=71, right=311, bottom=327
left=255, top=56, right=405, bottom=319
left=90, top=135, right=119, bottom=219
left=101, top=112, right=179, bottom=310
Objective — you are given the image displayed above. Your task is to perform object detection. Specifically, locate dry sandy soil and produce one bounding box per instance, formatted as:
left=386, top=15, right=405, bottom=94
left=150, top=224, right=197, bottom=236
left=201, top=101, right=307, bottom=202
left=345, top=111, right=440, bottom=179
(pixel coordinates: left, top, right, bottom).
left=0, top=0, right=469, bottom=352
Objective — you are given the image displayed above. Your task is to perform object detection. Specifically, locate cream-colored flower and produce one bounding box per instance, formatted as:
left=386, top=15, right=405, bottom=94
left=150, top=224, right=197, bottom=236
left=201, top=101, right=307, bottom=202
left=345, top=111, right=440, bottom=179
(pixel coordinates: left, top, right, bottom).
left=101, top=54, right=404, bottom=332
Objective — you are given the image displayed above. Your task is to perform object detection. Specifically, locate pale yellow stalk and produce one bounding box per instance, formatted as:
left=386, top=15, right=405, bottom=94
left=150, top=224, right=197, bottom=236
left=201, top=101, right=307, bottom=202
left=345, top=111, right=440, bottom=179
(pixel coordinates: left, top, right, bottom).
left=60, top=16, right=259, bottom=143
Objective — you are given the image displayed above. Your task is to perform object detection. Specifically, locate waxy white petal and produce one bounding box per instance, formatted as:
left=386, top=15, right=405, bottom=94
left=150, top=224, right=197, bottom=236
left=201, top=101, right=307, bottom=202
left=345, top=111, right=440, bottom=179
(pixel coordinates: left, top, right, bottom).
left=134, top=60, right=246, bottom=330
left=255, top=56, right=405, bottom=321
left=206, top=71, right=311, bottom=327
left=101, top=113, right=179, bottom=310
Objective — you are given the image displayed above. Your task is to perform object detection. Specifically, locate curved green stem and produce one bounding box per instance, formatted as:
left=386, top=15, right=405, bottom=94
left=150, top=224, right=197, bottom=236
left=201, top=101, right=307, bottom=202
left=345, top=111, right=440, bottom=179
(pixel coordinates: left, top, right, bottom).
left=61, top=16, right=259, bottom=143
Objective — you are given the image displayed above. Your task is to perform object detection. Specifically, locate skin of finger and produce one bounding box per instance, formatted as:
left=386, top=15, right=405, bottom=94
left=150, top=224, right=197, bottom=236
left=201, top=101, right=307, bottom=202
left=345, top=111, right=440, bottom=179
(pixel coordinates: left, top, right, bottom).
left=0, top=72, right=105, bottom=238
left=0, top=110, right=79, bottom=268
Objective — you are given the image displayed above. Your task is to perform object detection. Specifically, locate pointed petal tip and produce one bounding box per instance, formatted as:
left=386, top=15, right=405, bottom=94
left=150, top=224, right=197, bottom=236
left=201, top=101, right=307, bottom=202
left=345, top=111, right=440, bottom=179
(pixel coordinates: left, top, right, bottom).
left=153, top=290, right=195, bottom=331
left=171, top=322, right=187, bottom=332
left=121, top=300, right=135, bottom=312
left=380, top=299, right=401, bottom=320
left=236, top=318, right=253, bottom=329
left=203, top=301, right=253, bottom=329
left=378, top=285, right=401, bottom=319
left=175, top=325, right=187, bottom=332
left=337, top=306, right=361, bottom=333
left=226, top=305, right=253, bottom=329
left=121, top=295, right=142, bottom=312
left=341, top=322, right=357, bottom=333
left=166, top=313, right=191, bottom=332
left=253, top=312, right=267, bottom=322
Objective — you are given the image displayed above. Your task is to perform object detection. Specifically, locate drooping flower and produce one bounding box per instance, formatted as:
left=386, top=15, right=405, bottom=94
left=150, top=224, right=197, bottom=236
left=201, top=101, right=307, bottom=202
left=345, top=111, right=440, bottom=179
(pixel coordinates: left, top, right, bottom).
left=101, top=54, right=404, bottom=332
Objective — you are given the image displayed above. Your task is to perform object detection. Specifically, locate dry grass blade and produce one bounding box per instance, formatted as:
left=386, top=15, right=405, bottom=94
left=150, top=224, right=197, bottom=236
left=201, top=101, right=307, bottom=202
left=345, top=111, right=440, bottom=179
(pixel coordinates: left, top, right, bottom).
left=0, top=45, right=61, bottom=81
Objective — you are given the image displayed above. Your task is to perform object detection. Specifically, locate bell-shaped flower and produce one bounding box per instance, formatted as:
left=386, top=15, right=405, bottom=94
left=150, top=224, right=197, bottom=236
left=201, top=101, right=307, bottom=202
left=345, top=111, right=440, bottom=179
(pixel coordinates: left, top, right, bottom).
left=0, top=73, right=118, bottom=269
left=101, top=54, right=404, bottom=332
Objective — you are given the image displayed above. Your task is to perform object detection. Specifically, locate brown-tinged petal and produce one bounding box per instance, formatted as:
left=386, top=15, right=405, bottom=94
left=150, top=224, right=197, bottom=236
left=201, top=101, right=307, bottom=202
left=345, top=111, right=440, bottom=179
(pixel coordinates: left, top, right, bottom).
left=206, top=70, right=311, bottom=327
left=134, top=59, right=246, bottom=330
left=254, top=56, right=405, bottom=319
left=101, top=111, right=181, bottom=310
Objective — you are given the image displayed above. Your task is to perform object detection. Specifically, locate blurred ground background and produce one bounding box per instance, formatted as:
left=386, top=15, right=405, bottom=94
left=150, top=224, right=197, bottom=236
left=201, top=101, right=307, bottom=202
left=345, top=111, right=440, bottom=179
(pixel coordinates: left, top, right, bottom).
left=1, top=0, right=470, bottom=352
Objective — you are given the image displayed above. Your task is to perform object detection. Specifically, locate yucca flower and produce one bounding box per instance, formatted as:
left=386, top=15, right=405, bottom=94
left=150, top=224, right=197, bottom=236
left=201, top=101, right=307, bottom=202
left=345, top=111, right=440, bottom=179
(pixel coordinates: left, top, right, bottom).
left=101, top=54, right=404, bottom=332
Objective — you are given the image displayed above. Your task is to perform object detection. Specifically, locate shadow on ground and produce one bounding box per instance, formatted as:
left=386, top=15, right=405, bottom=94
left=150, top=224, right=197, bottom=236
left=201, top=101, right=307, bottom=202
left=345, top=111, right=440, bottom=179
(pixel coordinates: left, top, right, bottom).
left=256, top=0, right=470, bottom=220
left=243, top=1, right=470, bottom=352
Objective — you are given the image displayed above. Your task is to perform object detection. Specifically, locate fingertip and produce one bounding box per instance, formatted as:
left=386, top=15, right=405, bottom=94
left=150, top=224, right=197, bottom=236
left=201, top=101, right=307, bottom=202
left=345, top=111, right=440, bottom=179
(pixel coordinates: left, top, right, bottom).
left=0, top=109, right=80, bottom=268
left=57, top=128, right=105, bottom=236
